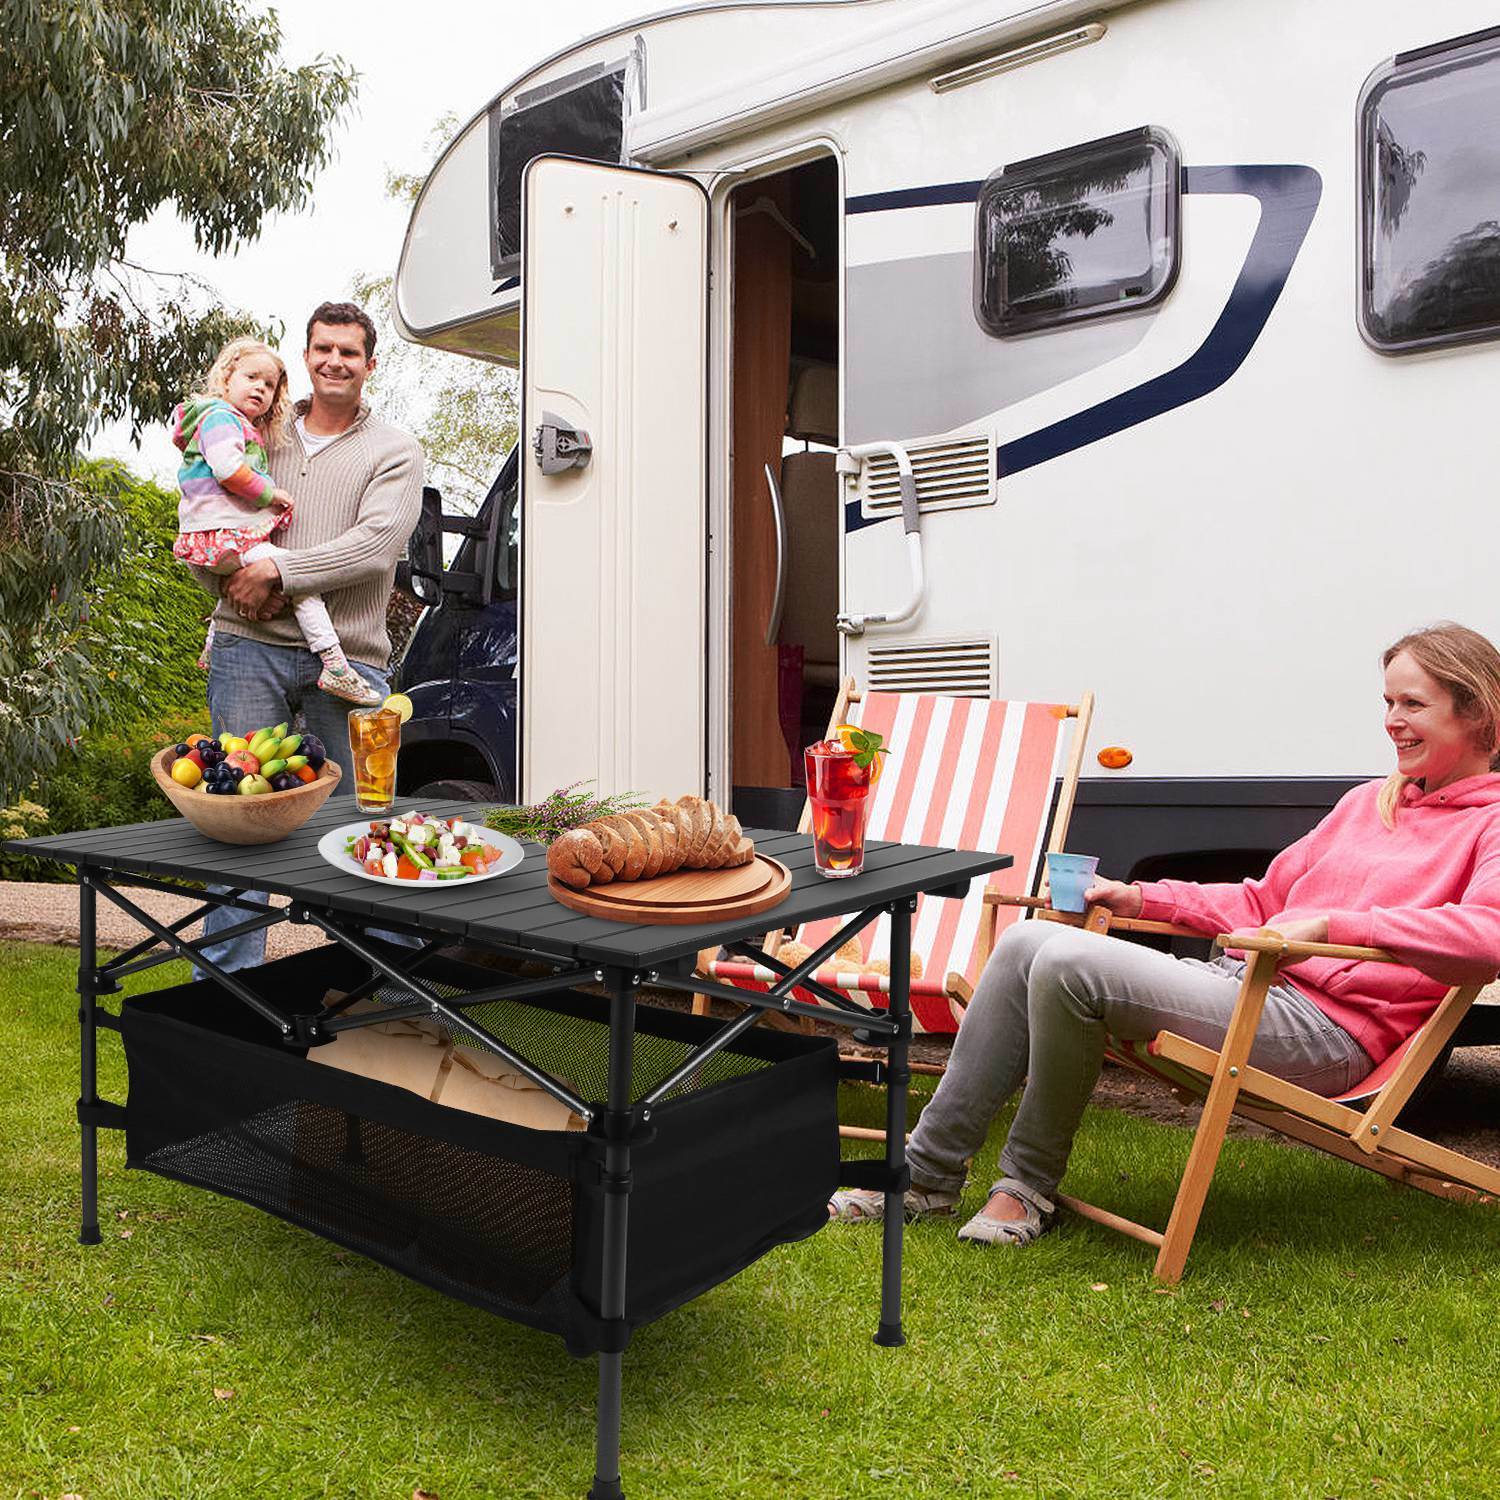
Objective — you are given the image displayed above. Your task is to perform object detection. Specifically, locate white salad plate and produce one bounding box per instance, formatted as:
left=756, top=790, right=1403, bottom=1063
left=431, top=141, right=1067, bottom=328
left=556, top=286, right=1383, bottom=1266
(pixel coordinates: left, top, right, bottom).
left=315, top=816, right=525, bottom=886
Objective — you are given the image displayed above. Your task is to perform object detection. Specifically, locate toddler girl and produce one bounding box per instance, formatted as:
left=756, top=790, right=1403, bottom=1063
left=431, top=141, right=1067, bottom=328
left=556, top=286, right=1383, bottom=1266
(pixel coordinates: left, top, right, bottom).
left=170, top=337, right=382, bottom=704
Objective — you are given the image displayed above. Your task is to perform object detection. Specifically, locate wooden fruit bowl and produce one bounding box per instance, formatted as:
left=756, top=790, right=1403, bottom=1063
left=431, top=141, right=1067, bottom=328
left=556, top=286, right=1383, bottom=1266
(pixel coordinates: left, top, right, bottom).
left=151, top=747, right=342, bottom=845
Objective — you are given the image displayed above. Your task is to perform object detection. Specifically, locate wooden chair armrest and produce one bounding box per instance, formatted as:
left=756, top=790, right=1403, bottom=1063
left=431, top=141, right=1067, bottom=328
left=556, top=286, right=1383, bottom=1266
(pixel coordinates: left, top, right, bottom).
left=1217, top=930, right=1395, bottom=964
left=1028, top=906, right=1209, bottom=940
left=986, top=891, right=1208, bottom=941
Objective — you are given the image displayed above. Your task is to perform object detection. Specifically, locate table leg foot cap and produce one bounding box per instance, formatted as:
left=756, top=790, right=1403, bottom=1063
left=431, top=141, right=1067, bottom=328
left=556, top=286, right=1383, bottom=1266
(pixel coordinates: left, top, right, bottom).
left=588, top=1480, right=625, bottom=1500
left=79, top=1226, right=102, bottom=1246
left=873, top=1322, right=905, bottom=1347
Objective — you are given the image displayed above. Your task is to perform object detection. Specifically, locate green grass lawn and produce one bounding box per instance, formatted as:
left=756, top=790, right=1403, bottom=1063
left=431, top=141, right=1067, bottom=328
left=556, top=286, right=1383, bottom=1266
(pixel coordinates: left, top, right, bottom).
left=3, top=940, right=1499, bottom=1499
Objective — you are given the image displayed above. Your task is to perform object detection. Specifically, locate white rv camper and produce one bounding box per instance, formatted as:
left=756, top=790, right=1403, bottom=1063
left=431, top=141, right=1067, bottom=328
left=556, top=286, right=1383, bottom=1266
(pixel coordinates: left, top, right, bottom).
left=394, top=0, right=1500, bottom=886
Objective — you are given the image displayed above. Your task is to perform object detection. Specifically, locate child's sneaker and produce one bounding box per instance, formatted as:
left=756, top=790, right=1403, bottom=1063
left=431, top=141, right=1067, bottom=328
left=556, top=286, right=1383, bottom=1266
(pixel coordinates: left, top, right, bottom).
left=317, top=650, right=384, bottom=705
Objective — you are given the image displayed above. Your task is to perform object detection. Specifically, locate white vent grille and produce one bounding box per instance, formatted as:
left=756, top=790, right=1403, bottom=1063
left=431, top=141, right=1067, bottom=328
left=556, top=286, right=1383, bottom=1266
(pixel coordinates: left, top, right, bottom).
left=856, top=434, right=994, bottom=519
left=865, top=637, right=996, bottom=697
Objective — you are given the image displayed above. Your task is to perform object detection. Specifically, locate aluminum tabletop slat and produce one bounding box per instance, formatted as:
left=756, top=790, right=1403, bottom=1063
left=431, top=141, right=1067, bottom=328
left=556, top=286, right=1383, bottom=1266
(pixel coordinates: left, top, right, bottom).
left=5, top=803, right=1010, bottom=968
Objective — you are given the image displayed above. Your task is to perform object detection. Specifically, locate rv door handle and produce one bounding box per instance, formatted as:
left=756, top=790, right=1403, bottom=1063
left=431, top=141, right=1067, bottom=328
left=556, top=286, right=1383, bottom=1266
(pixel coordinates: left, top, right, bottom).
left=764, top=462, right=787, bottom=647
left=532, top=412, right=592, bottom=474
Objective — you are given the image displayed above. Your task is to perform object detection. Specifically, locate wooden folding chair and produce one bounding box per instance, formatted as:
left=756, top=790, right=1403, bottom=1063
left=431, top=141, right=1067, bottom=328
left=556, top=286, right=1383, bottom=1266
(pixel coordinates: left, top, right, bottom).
left=1015, top=902, right=1500, bottom=1282
left=698, top=680, right=1093, bottom=1037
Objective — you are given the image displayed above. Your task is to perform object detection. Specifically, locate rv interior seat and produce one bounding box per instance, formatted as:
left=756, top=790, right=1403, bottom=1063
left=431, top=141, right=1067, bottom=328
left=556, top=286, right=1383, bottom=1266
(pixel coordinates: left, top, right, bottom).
left=778, top=361, right=840, bottom=688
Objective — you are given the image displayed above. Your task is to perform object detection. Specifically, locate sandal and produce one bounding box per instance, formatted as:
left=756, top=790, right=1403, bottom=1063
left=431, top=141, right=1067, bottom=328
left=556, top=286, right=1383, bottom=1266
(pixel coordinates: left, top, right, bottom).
left=828, top=1184, right=960, bottom=1223
left=956, top=1179, right=1055, bottom=1247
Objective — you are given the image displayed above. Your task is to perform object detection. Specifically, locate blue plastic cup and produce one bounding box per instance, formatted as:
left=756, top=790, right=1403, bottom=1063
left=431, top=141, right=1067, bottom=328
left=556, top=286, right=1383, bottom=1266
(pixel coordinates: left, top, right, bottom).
left=1046, top=852, right=1101, bottom=914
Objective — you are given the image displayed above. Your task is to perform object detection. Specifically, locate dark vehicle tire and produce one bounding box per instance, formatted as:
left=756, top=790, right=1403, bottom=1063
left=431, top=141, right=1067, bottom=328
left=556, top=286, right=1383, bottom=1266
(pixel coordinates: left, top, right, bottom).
left=413, top=779, right=503, bottom=803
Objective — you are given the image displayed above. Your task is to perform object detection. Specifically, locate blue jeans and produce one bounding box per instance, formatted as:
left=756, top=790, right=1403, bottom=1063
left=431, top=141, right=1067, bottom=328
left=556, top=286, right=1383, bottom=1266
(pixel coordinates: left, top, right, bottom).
left=197, top=634, right=392, bottom=974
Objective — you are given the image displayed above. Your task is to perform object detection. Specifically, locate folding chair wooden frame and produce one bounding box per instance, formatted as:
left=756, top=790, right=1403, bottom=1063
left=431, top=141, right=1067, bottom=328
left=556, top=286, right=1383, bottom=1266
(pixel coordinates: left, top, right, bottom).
left=1004, top=900, right=1500, bottom=1283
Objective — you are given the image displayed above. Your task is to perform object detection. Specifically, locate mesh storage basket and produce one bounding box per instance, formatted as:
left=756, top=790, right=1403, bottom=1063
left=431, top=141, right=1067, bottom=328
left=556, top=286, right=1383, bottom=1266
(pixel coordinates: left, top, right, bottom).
left=118, top=947, right=839, bottom=1354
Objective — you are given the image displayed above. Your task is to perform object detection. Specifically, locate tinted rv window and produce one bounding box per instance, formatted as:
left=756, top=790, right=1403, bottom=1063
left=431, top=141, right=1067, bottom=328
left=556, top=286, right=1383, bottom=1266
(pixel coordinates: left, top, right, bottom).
left=976, top=127, right=1180, bottom=337
left=1359, top=27, right=1500, bottom=353
left=489, top=64, right=627, bottom=278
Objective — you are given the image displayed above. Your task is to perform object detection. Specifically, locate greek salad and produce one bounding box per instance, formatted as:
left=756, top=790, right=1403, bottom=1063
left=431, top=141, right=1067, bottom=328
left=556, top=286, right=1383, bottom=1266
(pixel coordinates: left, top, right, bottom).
left=345, top=812, right=508, bottom=881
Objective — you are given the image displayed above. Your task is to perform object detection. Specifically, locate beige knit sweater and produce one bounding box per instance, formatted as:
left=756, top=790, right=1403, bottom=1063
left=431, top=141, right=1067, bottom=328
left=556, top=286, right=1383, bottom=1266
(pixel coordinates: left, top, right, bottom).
left=192, top=401, right=424, bottom=668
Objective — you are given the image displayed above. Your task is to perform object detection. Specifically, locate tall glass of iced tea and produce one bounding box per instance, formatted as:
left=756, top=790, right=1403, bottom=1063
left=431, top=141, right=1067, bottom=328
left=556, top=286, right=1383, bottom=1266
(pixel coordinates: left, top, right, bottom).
left=348, top=705, right=401, bottom=814
left=804, top=738, right=877, bottom=877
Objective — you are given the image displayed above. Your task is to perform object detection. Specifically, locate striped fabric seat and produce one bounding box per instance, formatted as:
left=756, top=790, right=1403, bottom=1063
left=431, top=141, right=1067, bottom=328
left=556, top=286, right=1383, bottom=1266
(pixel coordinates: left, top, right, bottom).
left=708, top=686, right=1091, bottom=1034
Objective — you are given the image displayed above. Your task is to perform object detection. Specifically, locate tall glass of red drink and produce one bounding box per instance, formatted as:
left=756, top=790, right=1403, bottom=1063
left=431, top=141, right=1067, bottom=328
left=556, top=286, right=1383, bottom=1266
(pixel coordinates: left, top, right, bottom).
left=804, top=739, right=876, bottom=877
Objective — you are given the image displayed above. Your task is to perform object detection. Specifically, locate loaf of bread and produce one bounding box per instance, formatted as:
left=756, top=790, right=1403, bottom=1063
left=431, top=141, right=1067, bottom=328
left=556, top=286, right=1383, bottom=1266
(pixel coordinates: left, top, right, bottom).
left=546, top=796, right=756, bottom=890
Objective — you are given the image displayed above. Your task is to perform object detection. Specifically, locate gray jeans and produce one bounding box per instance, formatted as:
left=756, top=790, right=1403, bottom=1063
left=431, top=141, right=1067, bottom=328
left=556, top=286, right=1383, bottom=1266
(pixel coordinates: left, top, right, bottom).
left=906, top=920, right=1372, bottom=1203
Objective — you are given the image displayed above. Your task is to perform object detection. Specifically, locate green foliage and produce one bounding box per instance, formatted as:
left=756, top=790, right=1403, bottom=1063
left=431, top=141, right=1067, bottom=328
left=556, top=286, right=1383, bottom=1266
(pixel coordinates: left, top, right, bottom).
left=8, top=711, right=209, bottom=882
left=76, top=459, right=212, bottom=725
left=352, top=268, right=519, bottom=514
left=0, top=471, right=128, bottom=801
left=5, top=458, right=217, bottom=875
left=352, top=116, right=519, bottom=514
left=0, top=0, right=356, bottom=795
left=1, top=455, right=205, bottom=803
left=0, top=799, right=50, bottom=882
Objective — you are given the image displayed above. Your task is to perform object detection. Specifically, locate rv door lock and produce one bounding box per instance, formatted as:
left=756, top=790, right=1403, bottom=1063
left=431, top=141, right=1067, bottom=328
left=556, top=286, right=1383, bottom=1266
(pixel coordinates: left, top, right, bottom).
left=532, top=413, right=593, bottom=474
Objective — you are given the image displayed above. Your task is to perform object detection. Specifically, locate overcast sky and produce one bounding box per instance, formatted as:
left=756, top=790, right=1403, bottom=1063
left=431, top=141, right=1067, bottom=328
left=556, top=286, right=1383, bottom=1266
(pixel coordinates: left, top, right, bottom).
left=96, top=0, right=647, bottom=479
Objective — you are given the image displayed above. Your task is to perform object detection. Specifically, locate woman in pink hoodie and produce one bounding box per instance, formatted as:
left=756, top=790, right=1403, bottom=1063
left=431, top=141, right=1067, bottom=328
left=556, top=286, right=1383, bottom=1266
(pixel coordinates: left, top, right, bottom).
left=832, top=622, right=1500, bottom=1246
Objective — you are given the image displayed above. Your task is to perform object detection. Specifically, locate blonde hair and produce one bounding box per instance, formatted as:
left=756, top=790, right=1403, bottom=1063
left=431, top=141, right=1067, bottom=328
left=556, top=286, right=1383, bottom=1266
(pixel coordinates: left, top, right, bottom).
left=201, top=337, right=291, bottom=446
left=1377, top=621, right=1500, bottom=827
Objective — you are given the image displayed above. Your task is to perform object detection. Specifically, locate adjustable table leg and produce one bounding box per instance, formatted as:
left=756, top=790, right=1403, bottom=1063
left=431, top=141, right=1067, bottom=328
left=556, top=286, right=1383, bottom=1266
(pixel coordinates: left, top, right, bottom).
left=590, top=968, right=637, bottom=1500
left=78, top=875, right=102, bottom=1246
left=876, top=896, right=914, bottom=1347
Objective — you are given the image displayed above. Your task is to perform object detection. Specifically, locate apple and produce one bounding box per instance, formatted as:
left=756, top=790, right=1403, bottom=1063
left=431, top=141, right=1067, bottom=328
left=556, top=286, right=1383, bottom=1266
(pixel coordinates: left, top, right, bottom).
left=226, top=749, right=261, bottom=776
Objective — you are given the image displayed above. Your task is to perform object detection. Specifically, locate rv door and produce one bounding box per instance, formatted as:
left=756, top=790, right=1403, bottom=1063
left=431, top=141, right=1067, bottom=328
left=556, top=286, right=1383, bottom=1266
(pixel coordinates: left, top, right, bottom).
left=519, top=156, right=708, bottom=804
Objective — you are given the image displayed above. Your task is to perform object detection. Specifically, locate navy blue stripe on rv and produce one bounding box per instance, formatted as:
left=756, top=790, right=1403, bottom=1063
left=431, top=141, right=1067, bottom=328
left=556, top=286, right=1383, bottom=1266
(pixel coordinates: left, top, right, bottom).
left=842, top=164, right=1322, bottom=531
left=846, top=181, right=984, bottom=213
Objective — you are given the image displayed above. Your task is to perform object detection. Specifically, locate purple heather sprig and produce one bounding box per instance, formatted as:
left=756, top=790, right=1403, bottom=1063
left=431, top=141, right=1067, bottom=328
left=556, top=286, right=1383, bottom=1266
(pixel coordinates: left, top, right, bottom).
left=482, top=781, right=648, bottom=845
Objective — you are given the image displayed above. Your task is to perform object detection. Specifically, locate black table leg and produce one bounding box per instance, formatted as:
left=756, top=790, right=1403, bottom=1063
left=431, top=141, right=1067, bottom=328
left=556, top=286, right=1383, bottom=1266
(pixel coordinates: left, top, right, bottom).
left=876, top=896, right=914, bottom=1347
left=78, top=875, right=102, bottom=1246
left=591, top=967, right=637, bottom=1500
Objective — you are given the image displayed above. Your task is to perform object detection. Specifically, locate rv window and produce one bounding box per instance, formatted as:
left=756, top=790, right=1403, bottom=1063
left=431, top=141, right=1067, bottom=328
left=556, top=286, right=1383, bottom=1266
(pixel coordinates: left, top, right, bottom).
left=1359, top=27, right=1500, bottom=353
left=975, top=127, right=1180, bottom=338
left=489, top=63, right=628, bottom=279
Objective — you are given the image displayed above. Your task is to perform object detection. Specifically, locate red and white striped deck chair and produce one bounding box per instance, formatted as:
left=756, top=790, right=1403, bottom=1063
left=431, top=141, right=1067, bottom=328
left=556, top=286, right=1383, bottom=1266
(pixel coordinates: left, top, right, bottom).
left=701, top=681, right=1094, bottom=1035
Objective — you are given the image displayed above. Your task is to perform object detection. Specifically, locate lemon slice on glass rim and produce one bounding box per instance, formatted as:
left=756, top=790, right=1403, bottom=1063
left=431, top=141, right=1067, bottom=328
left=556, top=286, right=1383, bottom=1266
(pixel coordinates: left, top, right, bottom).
left=382, top=692, right=414, bottom=724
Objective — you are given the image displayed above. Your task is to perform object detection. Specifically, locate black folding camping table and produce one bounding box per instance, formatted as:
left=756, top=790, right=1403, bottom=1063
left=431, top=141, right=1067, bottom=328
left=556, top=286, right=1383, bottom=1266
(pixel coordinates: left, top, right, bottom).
left=7, top=801, right=1008, bottom=1499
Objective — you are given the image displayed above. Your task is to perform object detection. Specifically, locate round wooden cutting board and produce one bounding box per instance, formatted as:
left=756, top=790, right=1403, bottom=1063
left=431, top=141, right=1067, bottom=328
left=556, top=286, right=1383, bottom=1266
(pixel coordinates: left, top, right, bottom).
left=548, top=854, right=792, bottom=924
